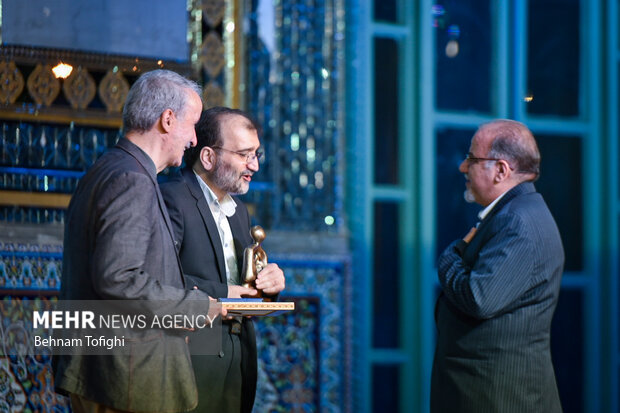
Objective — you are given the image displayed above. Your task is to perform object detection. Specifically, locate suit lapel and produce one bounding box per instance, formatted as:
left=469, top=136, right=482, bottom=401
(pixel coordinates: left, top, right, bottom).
left=182, top=168, right=227, bottom=283
left=464, top=182, right=536, bottom=260
left=154, top=187, right=186, bottom=285
left=228, top=209, right=250, bottom=272
left=478, top=182, right=536, bottom=229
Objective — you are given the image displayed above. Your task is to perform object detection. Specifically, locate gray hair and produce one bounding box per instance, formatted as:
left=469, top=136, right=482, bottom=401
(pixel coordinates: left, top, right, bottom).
left=483, top=119, right=541, bottom=180
left=122, top=69, right=201, bottom=134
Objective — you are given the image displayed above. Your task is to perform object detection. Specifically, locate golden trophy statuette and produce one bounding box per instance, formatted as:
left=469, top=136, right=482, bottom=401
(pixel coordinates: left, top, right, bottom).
left=220, top=224, right=294, bottom=315
left=241, top=225, right=268, bottom=297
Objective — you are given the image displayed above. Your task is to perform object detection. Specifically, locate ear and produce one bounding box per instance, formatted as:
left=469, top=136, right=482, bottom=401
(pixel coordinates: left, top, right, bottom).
left=494, top=160, right=511, bottom=183
left=199, top=146, right=216, bottom=171
left=160, top=109, right=175, bottom=133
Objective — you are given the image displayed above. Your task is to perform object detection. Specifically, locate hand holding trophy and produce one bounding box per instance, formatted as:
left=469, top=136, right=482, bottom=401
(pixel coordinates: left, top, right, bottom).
left=222, top=224, right=294, bottom=315
left=241, top=225, right=268, bottom=298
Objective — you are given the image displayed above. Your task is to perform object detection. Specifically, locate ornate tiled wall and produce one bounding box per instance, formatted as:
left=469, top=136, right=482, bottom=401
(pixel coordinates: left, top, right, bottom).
left=0, top=249, right=351, bottom=412
left=0, top=0, right=349, bottom=411
left=241, top=0, right=346, bottom=232
left=0, top=234, right=67, bottom=411
left=0, top=354, right=71, bottom=413
left=255, top=257, right=352, bottom=412
left=0, top=295, right=71, bottom=413
left=0, top=243, right=62, bottom=291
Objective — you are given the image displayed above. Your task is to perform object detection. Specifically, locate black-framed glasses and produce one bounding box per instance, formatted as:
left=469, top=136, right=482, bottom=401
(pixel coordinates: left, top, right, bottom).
left=464, top=153, right=514, bottom=170
left=212, top=147, right=264, bottom=163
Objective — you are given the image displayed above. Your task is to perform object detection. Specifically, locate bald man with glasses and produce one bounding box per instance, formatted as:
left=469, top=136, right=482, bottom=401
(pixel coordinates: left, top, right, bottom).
left=431, top=119, right=564, bottom=413
left=160, top=107, right=285, bottom=413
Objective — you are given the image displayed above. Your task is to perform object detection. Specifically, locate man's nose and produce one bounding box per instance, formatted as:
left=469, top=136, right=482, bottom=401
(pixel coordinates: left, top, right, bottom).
left=247, top=157, right=260, bottom=171
left=458, top=159, right=468, bottom=173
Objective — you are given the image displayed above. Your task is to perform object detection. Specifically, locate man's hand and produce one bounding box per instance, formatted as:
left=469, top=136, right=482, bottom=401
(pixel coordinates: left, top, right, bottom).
left=193, top=286, right=228, bottom=318
left=208, top=295, right=227, bottom=319
left=255, top=263, right=285, bottom=295
left=228, top=285, right=258, bottom=298
left=463, top=227, right=477, bottom=243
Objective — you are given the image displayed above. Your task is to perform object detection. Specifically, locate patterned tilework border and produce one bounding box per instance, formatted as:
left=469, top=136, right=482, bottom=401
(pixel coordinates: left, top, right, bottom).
left=254, top=254, right=352, bottom=413
left=0, top=243, right=62, bottom=293
left=0, top=247, right=353, bottom=413
left=254, top=296, right=321, bottom=412
left=0, top=297, right=70, bottom=413
left=0, top=242, right=70, bottom=412
left=0, top=355, right=71, bottom=413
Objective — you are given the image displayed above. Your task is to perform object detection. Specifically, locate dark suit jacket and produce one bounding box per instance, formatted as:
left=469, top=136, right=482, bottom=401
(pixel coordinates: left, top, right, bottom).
left=160, top=167, right=258, bottom=413
left=54, top=139, right=211, bottom=412
left=431, top=182, right=564, bottom=413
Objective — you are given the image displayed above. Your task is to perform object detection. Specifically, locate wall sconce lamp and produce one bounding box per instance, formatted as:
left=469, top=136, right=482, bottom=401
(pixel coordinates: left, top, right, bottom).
left=52, top=62, right=73, bottom=79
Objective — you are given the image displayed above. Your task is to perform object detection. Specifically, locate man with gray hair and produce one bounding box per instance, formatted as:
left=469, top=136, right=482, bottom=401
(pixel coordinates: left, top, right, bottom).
left=431, top=119, right=564, bottom=412
left=54, top=70, right=220, bottom=412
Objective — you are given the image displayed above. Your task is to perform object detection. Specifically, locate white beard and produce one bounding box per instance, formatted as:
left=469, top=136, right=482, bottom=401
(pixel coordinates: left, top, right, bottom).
left=464, top=188, right=476, bottom=203
left=211, top=159, right=251, bottom=195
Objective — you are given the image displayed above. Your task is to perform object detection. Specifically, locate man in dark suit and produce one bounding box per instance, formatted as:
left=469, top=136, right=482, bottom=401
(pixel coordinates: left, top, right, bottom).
left=161, top=107, right=285, bottom=413
left=431, top=119, right=564, bottom=412
left=54, top=70, right=222, bottom=412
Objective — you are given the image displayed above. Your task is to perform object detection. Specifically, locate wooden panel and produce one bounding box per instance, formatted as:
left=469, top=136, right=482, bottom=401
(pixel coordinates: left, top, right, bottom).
left=0, top=190, right=71, bottom=208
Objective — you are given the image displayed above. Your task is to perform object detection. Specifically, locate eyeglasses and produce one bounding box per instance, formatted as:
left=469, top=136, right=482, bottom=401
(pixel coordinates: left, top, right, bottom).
left=464, top=153, right=502, bottom=163
left=212, top=146, right=264, bottom=163
left=464, top=153, right=514, bottom=170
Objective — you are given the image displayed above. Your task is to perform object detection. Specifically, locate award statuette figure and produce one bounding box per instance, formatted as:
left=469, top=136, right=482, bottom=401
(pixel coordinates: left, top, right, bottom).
left=223, top=224, right=293, bottom=314
left=241, top=225, right=268, bottom=298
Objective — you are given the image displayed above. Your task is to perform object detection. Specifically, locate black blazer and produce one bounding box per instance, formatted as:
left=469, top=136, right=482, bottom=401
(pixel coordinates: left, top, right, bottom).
left=431, top=182, right=564, bottom=413
left=161, top=167, right=258, bottom=413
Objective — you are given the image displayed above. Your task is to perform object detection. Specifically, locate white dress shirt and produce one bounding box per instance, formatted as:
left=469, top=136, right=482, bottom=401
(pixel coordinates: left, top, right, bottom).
left=194, top=171, right=240, bottom=285
left=478, top=189, right=510, bottom=222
